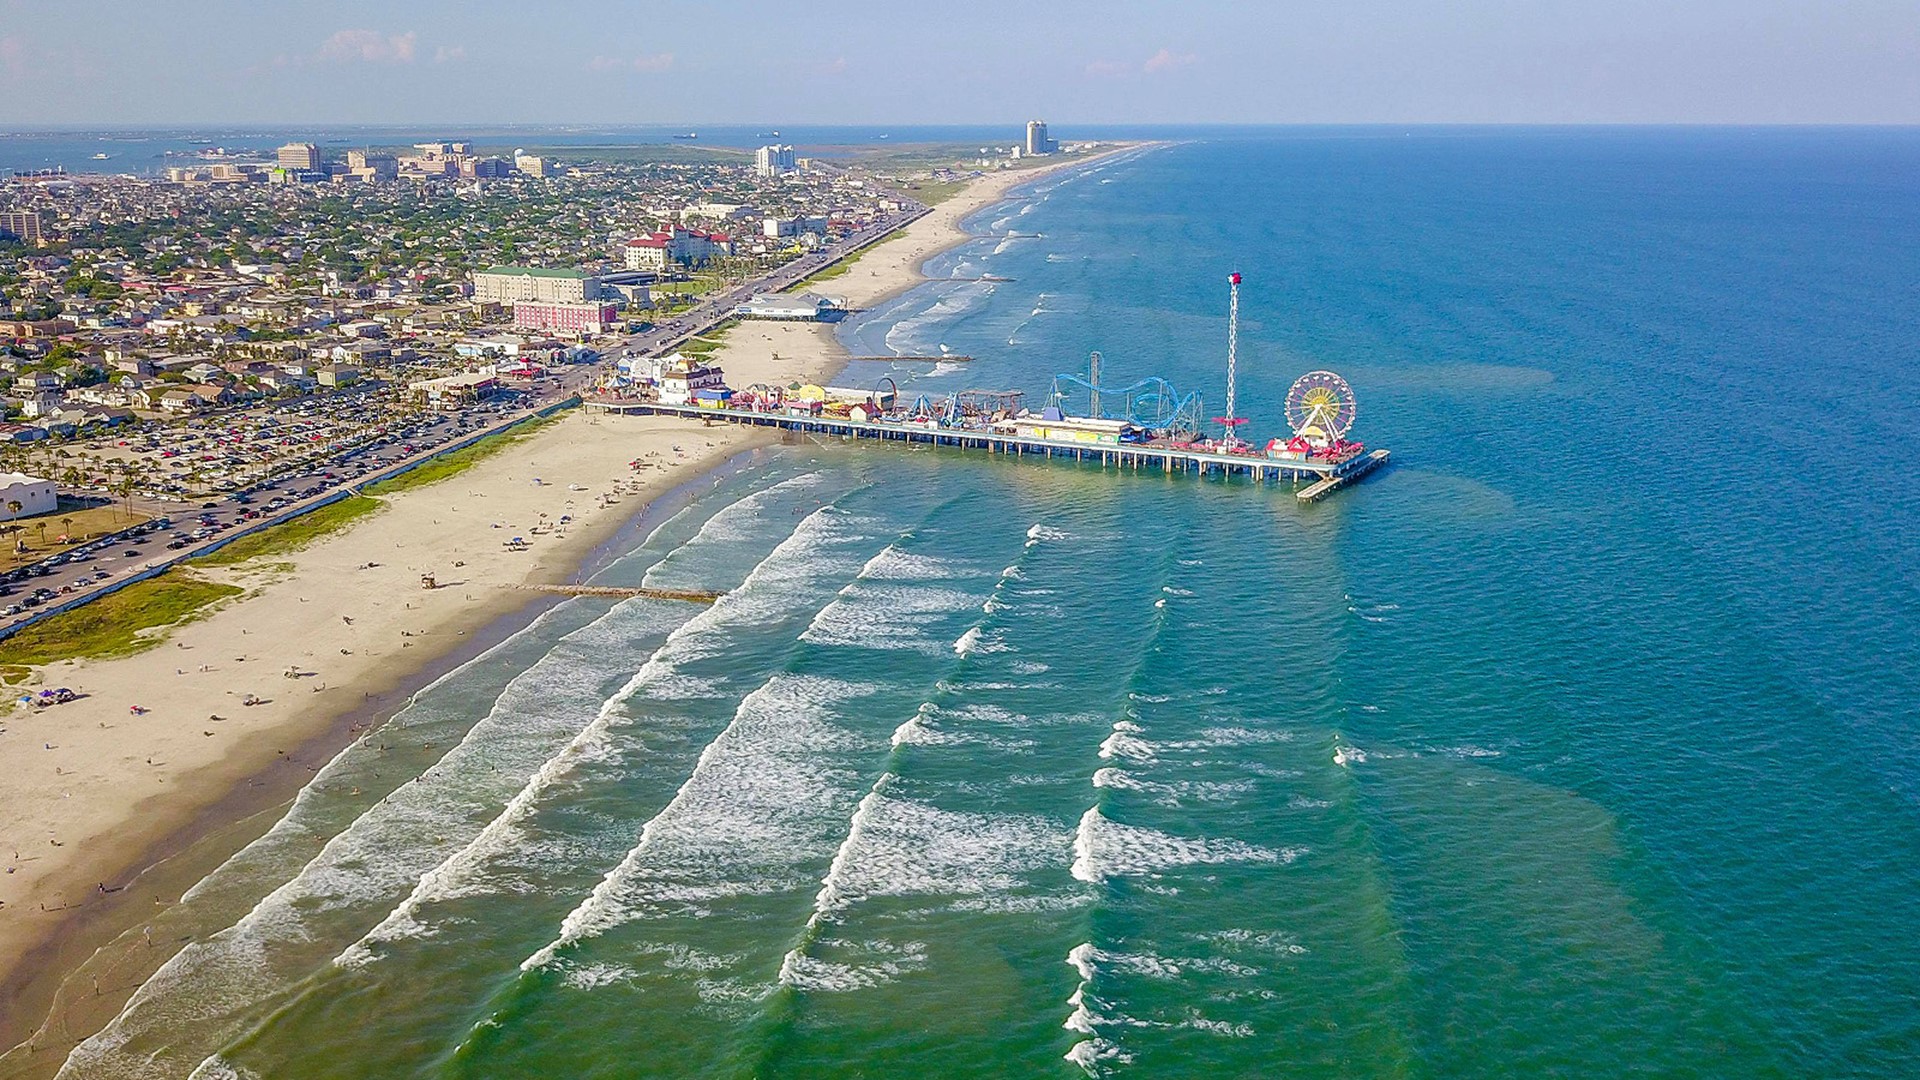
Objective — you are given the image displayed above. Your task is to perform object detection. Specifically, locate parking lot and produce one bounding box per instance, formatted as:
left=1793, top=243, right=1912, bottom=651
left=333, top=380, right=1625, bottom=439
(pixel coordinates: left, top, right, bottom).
left=0, top=392, right=537, bottom=624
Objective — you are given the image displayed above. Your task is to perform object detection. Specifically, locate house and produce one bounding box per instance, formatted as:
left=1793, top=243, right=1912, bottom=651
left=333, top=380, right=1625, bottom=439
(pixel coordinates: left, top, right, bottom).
left=317, top=365, right=362, bottom=388
left=158, top=389, right=208, bottom=414
left=21, top=391, right=66, bottom=419
left=258, top=370, right=315, bottom=392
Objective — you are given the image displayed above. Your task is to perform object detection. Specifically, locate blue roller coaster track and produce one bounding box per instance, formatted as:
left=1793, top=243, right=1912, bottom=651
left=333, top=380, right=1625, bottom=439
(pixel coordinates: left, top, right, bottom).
left=1047, top=372, right=1205, bottom=438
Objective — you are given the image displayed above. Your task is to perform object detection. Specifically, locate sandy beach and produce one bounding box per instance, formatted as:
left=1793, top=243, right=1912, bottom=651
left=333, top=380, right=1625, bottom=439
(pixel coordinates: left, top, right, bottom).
left=0, top=146, right=1134, bottom=1065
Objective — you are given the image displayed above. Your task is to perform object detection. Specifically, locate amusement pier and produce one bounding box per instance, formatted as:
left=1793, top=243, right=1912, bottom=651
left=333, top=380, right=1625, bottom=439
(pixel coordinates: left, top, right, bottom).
left=589, top=274, right=1390, bottom=503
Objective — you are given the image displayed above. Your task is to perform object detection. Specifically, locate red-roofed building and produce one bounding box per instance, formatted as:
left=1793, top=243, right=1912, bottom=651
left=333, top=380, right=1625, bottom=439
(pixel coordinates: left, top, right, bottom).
left=624, top=225, right=731, bottom=270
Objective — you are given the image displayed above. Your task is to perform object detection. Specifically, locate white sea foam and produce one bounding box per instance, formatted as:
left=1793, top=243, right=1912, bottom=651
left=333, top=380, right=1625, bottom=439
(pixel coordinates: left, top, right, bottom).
left=882, top=283, right=992, bottom=355
left=68, top=504, right=864, bottom=1080
left=1070, top=807, right=1297, bottom=883
left=777, top=939, right=928, bottom=992
left=1333, top=744, right=1367, bottom=767
left=1091, top=767, right=1254, bottom=807
left=340, top=509, right=870, bottom=965
left=641, top=472, right=824, bottom=589
left=953, top=626, right=984, bottom=656
left=1097, top=728, right=1156, bottom=763
left=186, top=1059, right=259, bottom=1080
left=1025, top=522, right=1070, bottom=546
left=63, top=596, right=695, bottom=1080
left=523, top=670, right=879, bottom=970
left=800, top=540, right=982, bottom=654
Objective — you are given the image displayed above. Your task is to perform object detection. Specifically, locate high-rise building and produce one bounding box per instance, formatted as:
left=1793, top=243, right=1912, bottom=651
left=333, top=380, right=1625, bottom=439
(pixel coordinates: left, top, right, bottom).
left=346, top=150, right=398, bottom=181
left=472, top=265, right=603, bottom=304
left=1025, top=120, right=1056, bottom=156
left=277, top=142, right=320, bottom=171
left=0, top=211, right=44, bottom=244
left=754, top=144, right=797, bottom=177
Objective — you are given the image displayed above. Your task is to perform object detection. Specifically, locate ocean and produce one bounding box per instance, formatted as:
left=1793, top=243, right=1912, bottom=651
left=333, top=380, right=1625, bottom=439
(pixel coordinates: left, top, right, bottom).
left=46, top=129, right=1920, bottom=1078
left=0, top=124, right=1150, bottom=176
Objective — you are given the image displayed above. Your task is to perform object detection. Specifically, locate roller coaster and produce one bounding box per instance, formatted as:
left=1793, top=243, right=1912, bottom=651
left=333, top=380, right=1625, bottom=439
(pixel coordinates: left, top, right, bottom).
left=1046, top=352, right=1206, bottom=439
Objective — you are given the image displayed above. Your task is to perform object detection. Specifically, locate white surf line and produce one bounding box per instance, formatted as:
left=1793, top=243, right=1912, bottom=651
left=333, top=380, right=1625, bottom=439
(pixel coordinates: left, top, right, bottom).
left=777, top=537, right=1055, bottom=985
left=64, top=498, right=861, bottom=1080
left=775, top=776, right=894, bottom=987
left=339, top=501, right=858, bottom=965
left=526, top=503, right=883, bottom=968
left=57, top=600, right=679, bottom=1080
left=639, top=470, right=823, bottom=588
left=175, top=597, right=587, bottom=911
left=1062, top=941, right=1121, bottom=1073
left=519, top=668, right=874, bottom=972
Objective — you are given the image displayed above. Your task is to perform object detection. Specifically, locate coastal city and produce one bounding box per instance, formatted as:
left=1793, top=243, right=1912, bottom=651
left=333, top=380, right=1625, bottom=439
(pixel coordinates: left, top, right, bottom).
left=4, top=5, right=1915, bottom=1080
left=0, top=123, right=1103, bottom=628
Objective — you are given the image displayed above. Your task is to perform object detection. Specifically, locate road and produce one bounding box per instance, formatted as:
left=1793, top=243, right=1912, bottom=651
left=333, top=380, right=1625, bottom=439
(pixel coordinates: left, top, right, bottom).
left=607, top=207, right=929, bottom=362
left=0, top=203, right=928, bottom=638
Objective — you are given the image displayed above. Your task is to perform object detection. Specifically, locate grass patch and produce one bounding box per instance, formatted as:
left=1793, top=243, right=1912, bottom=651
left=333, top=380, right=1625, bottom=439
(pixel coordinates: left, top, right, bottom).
left=0, top=500, right=149, bottom=571
left=782, top=230, right=907, bottom=293
left=679, top=319, right=741, bottom=359
left=906, top=179, right=970, bottom=205
left=0, top=572, right=243, bottom=666
left=194, top=496, right=383, bottom=567
left=361, top=412, right=565, bottom=497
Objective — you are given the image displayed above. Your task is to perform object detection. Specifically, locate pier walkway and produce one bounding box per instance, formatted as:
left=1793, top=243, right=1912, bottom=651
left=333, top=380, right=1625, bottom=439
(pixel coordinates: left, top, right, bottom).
left=584, top=399, right=1389, bottom=498
left=516, top=584, right=721, bottom=604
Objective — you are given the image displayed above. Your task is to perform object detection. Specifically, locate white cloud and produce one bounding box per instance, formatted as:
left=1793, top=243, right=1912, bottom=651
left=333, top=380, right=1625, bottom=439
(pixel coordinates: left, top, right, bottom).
left=319, top=29, right=418, bottom=64
left=589, top=52, right=674, bottom=73
left=433, top=44, right=467, bottom=64
left=1142, top=47, right=1196, bottom=74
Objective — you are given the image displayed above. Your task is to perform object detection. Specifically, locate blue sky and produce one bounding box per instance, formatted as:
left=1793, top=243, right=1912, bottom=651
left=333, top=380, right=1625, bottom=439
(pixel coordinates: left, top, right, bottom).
left=2, top=0, right=1917, bottom=125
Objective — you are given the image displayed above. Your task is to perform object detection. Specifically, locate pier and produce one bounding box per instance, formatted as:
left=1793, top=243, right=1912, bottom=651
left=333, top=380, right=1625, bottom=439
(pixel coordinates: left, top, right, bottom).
left=583, top=399, right=1389, bottom=496
left=517, top=583, right=721, bottom=603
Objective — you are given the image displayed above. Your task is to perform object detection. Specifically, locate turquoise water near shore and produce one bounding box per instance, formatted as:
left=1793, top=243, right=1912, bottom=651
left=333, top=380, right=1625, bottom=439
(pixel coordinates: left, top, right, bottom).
left=57, top=130, right=1920, bottom=1077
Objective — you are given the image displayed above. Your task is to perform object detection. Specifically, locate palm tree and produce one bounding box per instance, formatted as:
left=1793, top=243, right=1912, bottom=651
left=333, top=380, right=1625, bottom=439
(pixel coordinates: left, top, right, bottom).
left=59, top=516, right=73, bottom=543
left=114, top=475, right=137, bottom=519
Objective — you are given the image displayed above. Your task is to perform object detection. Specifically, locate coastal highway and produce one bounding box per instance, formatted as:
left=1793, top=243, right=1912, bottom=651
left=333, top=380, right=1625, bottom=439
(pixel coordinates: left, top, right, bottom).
left=0, top=397, right=556, bottom=637
left=608, top=205, right=930, bottom=362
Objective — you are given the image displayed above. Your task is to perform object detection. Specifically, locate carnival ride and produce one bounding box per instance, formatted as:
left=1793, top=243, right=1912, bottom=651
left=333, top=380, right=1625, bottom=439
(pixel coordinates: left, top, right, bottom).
left=1046, top=353, right=1206, bottom=440
left=1267, top=369, right=1363, bottom=461
left=594, top=272, right=1368, bottom=468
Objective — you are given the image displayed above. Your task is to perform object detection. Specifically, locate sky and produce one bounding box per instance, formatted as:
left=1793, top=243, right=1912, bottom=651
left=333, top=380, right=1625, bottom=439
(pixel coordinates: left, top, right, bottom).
left=1, top=0, right=1918, bottom=127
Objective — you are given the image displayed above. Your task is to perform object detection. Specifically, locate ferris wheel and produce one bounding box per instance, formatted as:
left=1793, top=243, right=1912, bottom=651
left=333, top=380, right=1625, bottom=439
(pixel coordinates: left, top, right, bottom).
left=1284, top=371, right=1357, bottom=446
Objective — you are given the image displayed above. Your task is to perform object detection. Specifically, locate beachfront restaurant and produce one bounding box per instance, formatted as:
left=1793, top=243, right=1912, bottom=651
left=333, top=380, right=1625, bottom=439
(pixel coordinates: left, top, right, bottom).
left=735, top=292, right=844, bottom=322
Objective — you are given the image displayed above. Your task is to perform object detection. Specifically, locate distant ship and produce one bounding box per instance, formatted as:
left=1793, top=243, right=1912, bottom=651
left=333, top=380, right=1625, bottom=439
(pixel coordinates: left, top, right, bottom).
left=91, top=153, right=111, bottom=160
left=672, top=132, right=698, bottom=140
left=757, top=131, right=780, bottom=137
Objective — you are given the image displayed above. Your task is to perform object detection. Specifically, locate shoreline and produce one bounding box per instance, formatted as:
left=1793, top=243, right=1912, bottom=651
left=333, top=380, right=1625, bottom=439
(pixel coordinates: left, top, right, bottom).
left=0, top=143, right=1145, bottom=1072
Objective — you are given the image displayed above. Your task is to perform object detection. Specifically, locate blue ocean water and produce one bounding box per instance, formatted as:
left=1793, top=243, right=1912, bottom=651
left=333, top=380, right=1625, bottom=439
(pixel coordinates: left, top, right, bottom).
left=40, top=129, right=1920, bottom=1079
left=0, top=123, right=1158, bottom=176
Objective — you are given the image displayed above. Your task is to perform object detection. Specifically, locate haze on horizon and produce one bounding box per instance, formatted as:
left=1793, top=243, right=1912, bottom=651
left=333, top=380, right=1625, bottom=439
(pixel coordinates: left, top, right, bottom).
left=2, top=0, right=1917, bottom=127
